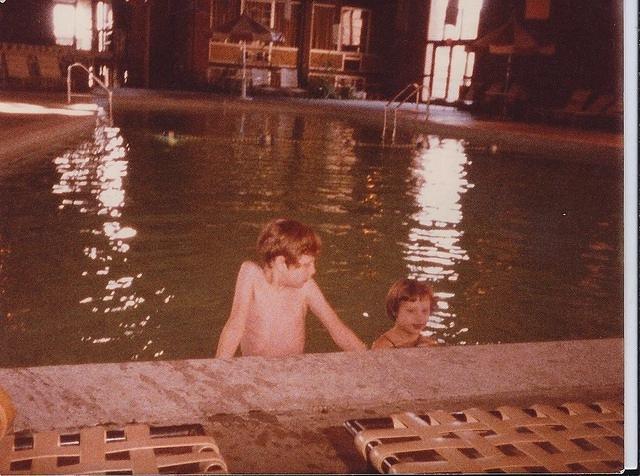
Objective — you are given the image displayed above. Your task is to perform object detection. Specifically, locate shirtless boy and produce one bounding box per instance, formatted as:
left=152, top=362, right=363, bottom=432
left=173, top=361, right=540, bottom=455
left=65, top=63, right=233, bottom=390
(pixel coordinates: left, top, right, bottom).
left=215, top=218, right=366, bottom=358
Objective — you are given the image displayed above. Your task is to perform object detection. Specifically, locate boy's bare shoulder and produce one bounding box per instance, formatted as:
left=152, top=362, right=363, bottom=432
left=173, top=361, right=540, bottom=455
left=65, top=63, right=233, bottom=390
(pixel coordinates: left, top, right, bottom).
left=237, top=261, right=264, bottom=284
left=239, top=260, right=262, bottom=273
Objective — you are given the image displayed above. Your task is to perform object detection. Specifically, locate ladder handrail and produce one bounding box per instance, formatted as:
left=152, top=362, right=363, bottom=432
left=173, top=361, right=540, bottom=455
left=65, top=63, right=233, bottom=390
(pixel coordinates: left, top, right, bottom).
left=382, top=82, right=431, bottom=143
left=67, top=62, right=113, bottom=126
left=386, top=82, right=419, bottom=108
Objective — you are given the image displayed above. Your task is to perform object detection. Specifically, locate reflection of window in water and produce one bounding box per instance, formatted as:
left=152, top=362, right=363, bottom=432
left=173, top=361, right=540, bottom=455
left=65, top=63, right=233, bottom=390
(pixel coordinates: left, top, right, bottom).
left=96, top=1, right=113, bottom=53
left=402, top=136, right=473, bottom=341
left=309, top=121, right=357, bottom=215
left=51, top=121, right=166, bottom=360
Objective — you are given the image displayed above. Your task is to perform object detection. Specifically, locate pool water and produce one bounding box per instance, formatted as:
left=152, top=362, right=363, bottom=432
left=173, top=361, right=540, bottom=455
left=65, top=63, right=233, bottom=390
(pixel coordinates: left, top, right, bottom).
left=0, top=104, right=624, bottom=367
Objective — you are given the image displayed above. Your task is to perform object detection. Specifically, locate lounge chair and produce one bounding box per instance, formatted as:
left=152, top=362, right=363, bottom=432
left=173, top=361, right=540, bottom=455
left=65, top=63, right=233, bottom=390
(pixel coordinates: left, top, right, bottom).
left=550, top=88, right=592, bottom=122
left=0, top=387, right=16, bottom=441
left=0, top=386, right=228, bottom=474
left=480, top=82, right=529, bottom=119
left=572, top=93, right=615, bottom=126
left=344, top=400, right=623, bottom=473
left=468, top=81, right=505, bottom=116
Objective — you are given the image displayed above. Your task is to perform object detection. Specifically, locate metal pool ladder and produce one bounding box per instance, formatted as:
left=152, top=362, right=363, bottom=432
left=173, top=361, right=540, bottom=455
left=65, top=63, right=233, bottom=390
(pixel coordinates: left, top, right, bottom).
left=382, top=82, right=431, bottom=144
left=67, top=62, right=113, bottom=126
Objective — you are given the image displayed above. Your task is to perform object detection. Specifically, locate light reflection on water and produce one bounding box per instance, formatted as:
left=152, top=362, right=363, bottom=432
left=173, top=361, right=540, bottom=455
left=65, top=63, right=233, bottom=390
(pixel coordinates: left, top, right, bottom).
left=50, top=121, right=165, bottom=360
left=401, top=136, right=473, bottom=342
left=0, top=107, right=623, bottom=366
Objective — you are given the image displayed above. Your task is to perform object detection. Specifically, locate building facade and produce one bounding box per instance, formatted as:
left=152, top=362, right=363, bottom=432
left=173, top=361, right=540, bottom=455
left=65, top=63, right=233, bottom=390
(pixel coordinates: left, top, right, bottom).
left=123, top=0, right=421, bottom=97
left=118, top=0, right=623, bottom=103
left=0, top=0, right=118, bottom=90
left=0, top=0, right=622, bottom=107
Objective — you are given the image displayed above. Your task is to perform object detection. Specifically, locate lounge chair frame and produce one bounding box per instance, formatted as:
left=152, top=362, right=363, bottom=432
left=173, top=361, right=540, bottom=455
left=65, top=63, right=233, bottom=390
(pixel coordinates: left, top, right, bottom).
left=345, top=401, right=623, bottom=473
left=0, top=423, right=228, bottom=474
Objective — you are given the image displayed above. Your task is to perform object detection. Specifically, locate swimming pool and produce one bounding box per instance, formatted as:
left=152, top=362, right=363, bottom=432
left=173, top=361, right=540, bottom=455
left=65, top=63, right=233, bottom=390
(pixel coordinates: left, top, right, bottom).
left=0, top=101, right=624, bottom=366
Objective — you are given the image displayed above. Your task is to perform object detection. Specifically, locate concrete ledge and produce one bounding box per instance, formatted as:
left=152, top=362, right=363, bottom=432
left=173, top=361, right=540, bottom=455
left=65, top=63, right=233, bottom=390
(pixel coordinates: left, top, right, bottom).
left=0, top=338, right=623, bottom=432
left=0, top=115, right=95, bottom=174
left=0, top=91, right=96, bottom=174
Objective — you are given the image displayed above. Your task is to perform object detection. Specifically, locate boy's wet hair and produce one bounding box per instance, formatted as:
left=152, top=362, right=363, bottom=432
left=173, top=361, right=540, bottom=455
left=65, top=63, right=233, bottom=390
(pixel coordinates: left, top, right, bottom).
left=385, top=278, right=433, bottom=320
left=257, top=218, right=321, bottom=266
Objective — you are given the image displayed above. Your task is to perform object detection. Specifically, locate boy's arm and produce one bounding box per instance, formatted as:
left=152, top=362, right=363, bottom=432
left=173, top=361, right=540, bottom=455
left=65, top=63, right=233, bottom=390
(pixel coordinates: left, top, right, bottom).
left=306, top=280, right=367, bottom=351
left=215, top=262, right=255, bottom=359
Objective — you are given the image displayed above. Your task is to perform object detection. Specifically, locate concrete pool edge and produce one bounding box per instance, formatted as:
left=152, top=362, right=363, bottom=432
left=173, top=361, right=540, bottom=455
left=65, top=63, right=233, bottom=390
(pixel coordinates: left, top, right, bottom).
left=0, top=114, right=96, bottom=174
left=0, top=338, right=623, bottom=432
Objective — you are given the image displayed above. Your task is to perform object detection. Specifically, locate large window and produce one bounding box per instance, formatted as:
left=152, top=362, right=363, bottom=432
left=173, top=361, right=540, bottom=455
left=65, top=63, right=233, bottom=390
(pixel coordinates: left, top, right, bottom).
left=52, top=3, right=75, bottom=46
left=52, top=0, right=92, bottom=50
left=211, top=0, right=300, bottom=46
left=427, top=0, right=482, bottom=41
left=424, top=0, right=483, bottom=102
left=274, top=1, right=300, bottom=47
left=312, top=5, right=371, bottom=53
left=311, top=4, right=336, bottom=50
left=245, top=0, right=272, bottom=27
left=210, top=0, right=240, bottom=30
left=340, top=7, right=369, bottom=53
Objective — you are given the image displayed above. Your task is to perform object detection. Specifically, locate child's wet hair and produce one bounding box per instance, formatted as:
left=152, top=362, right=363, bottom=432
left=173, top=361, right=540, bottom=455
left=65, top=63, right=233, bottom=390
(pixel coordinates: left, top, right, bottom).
left=385, top=278, right=433, bottom=320
left=257, top=218, right=321, bottom=266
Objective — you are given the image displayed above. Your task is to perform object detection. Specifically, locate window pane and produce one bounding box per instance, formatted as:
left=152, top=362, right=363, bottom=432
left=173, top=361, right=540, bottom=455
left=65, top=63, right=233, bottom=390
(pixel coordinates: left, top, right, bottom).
left=360, top=10, right=369, bottom=52
left=274, top=1, right=300, bottom=46
left=312, top=5, right=336, bottom=50
left=427, top=0, right=447, bottom=41
left=429, top=0, right=483, bottom=41
left=424, top=43, right=434, bottom=77
left=340, top=8, right=368, bottom=52
left=211, top=0, right=240, bottom=30
left=75, top=2, right=92, bottom=50
left=421, top=77, right=432, bottom=101
left=53, top=4, right=75, bottom=46
left=97, top=1, right=113, bottom=52
left=432, top=46, right=450, bottom=99
left=424, top=0, right=483, bottom=102
left=465, top=52, right=475, bottom=78
left=246, top=0, right=272, bottom=28
left=447, top=45, right=466, bottom=101
left=460, top=0, right=483, bottom=40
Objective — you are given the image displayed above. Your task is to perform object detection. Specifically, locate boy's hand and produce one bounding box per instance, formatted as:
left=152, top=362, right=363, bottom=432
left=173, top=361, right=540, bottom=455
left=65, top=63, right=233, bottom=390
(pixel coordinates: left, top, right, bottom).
left=306, top=280, right=367, bottom=351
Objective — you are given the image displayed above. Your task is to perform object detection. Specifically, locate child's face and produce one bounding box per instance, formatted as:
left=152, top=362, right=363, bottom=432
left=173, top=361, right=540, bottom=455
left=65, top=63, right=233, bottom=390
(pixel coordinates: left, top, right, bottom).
left=395, top=297, right=431, bottom=336
left=283, top=254, right=316, bottom=288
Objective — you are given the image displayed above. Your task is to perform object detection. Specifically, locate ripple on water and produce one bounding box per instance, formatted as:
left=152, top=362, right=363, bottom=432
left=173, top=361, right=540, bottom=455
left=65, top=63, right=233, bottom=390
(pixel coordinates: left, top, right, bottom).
left=0, top=109, right=623, bottom=366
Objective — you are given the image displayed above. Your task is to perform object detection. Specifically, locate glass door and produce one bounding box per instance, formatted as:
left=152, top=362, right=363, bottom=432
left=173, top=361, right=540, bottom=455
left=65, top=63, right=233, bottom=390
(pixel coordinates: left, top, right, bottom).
left=423, top=0, right=483, bottom=102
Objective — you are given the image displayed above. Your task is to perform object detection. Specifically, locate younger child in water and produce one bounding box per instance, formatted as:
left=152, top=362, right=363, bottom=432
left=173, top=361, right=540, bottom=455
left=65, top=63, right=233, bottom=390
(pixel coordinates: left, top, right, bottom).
left=371, top=278, right=438, bottom=349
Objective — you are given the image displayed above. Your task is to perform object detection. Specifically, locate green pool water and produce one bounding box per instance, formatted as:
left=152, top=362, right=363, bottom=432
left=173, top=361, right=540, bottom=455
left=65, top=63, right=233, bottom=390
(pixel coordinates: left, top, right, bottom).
left=0, top=103, right=624, bottom=366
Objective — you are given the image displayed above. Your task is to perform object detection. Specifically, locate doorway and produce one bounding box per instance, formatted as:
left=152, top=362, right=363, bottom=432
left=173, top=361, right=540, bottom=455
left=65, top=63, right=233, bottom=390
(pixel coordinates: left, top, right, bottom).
left=423, top=0, right=483, bottom=102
